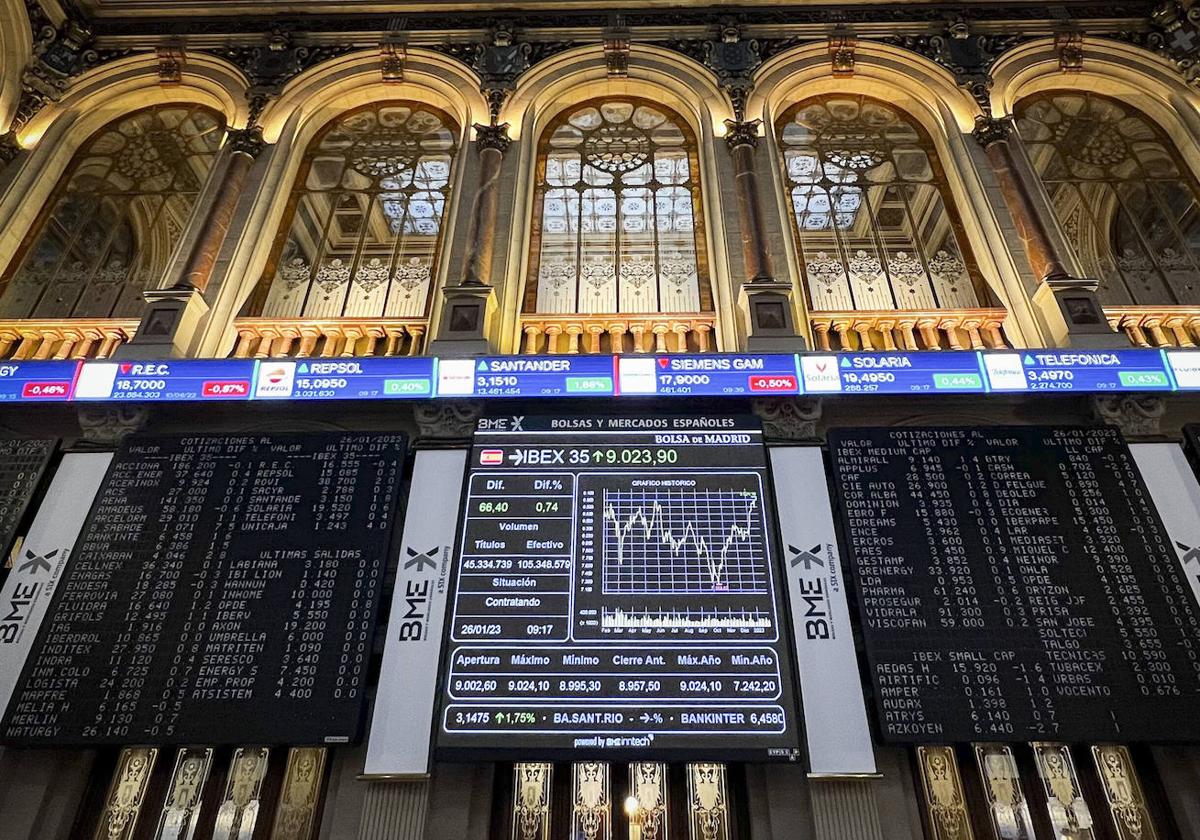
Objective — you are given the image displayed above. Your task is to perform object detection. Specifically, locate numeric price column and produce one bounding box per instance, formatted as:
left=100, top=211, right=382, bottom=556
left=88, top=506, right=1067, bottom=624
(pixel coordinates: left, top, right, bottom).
left=453, top=472, right=574, bottom=643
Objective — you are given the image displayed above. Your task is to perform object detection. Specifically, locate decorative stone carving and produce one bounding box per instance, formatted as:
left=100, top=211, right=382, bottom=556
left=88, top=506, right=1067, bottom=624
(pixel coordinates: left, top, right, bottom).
left=225, top=125, right=265, bottom=158
left=722, top=118, right=760, bottom=151
left=752, top=397, right=823, bottom=441
left=703, top=21, right=760, bottom=121
left=156, top=42, right=185, bottom=84
left=380, top=40, right=406, bottom=82
left=0, top=133, right=21, bottom=165
left=604, top=27, right=631, bottom=78
left=883, top=28, right=1024, bottom=112
left=414, top=400, right=484, bottom=441
left=829, top=34, right=856, bottom=76
left=1091, top=394, right=1167, bottom=438
left=77, top=405, right=149, bottom=446
left=1056, top=31, right=1084, bottom=71
left=474, top=24, right=533, bottom=123
left=971, top=114, right=1013, bottom=148
left=474, top=122, right=512, bottom=154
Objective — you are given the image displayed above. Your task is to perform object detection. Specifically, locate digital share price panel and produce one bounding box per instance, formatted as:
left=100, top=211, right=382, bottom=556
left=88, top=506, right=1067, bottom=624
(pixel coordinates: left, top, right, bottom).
left=436, top=416, right=800, bottom=760
left=830, top=427, right=1200, bottom=744
left=1, top=433, right=406, bottom=746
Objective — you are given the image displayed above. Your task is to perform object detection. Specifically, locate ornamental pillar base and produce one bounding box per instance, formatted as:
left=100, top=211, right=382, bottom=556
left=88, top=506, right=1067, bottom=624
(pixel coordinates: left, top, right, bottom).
left=739, top=280, right=807, bottom=352
left=1032, top=281, right=1130, bottom=349
left=114, top=285, right=210, bottom=359
left=427, top=283, right=496, bottom=357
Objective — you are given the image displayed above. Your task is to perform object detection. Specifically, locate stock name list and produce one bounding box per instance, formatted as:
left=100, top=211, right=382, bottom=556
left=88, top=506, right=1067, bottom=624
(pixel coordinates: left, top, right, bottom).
left=2, top=433, right=404, bottom=745
left=831, top=426, right=1200, bottom=743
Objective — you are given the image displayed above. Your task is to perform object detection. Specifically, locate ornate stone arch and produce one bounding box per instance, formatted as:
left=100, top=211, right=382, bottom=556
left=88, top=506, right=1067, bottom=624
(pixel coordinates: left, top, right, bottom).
left=990, top=36, right=1200, bottom=181
left=196, top=48, right=485, bottom=356
left=0, top=0, right=32, bottom=135
left=751, top=41, right=1036, bottom=348
left=0, top=52, right=248, bottom=281
left=498, top=43, right=737, bottom=352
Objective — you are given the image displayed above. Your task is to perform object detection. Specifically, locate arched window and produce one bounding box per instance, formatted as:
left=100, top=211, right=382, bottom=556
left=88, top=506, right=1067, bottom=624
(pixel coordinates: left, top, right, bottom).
left=1015, top=91, right=1200, bottom=306
left=777, top=95, right=986, bottom=312
left=0, top=104, right=225, bottom=319
left=525, top=98, right=712, bottom=315
left=251, top=102, right=458, bottom=320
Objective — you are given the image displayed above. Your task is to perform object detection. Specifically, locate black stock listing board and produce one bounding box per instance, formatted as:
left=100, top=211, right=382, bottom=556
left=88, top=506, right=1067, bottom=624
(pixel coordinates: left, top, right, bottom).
left=435, top=416, right=800, bottom=760
left=830, top=426, right=1200, bottom=743
left=0, top=438, right=55, bottom=559
left=1, top=433, right=405, bottom=746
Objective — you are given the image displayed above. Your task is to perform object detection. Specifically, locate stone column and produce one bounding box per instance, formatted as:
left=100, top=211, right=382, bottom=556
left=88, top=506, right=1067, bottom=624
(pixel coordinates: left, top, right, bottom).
left=428, top=123, right=509, bottom=356
left=460, top=123, right=510, bottom=287
left=116, top=126, right=265, bottom=359
left=724, top=119, right=804, bottom=350
left=179, top=126, right=265, bottom=293
left=725, top=119, right=775, bottom=284
left=972, top=115, right=1126, bottom=347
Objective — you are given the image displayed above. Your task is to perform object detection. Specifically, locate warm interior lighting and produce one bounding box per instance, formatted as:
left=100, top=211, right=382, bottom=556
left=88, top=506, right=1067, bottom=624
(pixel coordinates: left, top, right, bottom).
left=624, top=796, right=639, bottom=816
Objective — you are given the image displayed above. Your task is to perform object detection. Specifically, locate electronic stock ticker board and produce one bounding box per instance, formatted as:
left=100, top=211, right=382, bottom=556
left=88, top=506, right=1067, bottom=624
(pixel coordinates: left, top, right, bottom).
left=435, top=416, right=801, bottom=760
left=2, top=433, right=405, bottom=746
left=831, top=427, right=1200, bottom=743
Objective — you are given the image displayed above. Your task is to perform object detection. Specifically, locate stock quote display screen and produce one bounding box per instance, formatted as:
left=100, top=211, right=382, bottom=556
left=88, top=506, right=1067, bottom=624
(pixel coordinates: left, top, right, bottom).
left=830, top=426, right=1200, bottom=743
left=436, top=416, right=800, bottom=761
left=2, top=433, right=405, bottom=746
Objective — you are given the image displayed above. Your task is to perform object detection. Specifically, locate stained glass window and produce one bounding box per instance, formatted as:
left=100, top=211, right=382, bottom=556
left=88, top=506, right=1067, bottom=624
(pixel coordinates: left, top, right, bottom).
left=0, top=104, right=225, bottom=319
left=1015, top=91, right=1200, bottom=306
left=253, top=102, right=458, bottom=319
left=526, top=98, right=712, bottom=315
left=777, top=95, right=985, bottom=312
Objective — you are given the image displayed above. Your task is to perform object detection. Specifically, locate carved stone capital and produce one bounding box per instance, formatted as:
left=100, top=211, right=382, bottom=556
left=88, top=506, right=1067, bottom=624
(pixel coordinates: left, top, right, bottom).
left=752, top=397, right=823, bottom=442
left=225, top=126, right=265, bottom=158
left=0, top=133, right=22, bottom=166
left=723, top=118, right=761, bottom=151
left=1091, top=394, right=1167, bottom=438
left=414, top=401, right=485, bottom=442
left=77, top=405, right=149, bottom=446
left=971, top=114, right=1012, bottom=148
left=474, top=122, right=512, bottom=153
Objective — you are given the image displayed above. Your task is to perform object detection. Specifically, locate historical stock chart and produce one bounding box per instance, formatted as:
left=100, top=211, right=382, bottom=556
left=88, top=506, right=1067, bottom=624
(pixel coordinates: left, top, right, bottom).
left=435, top=415, right=800, bottom=760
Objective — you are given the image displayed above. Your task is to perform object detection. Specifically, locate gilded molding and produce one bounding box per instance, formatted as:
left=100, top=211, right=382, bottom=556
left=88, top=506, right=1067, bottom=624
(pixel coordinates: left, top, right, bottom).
left=214, top=746, right=270, bottom=840
left=1032, top=742, right=1096, bottom=839
left=571, top=762, right=611, bottom=840
left=972, top=744, right=1035, bottom=840
left=628, top=763, right=669, bottom=840
left=512, top=762, right=553, bottom=840
left=269, top=747, right=328, bottom=840
left=154, top=747, right=213, bottom=840
left=1091, top=745, right=1159, bottom=840
left=95, top=747, right=159, bottom=840
left=915, top=746, right=974, bottom=840
left=686, top=763, right=729, bottom=840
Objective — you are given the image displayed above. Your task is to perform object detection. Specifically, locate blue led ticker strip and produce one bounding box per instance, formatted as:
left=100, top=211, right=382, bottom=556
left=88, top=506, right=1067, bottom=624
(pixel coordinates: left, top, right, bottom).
left=0, top=349, right=1198, bottom=403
